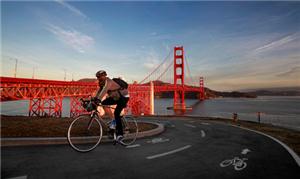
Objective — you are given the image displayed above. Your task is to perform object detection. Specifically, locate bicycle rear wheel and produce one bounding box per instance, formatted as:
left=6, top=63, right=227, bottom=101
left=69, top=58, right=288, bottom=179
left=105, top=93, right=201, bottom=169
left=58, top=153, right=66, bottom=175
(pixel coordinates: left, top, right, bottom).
left=67, top=115, right=103, bottom=152
left=119, top=116, right=138, bottom=146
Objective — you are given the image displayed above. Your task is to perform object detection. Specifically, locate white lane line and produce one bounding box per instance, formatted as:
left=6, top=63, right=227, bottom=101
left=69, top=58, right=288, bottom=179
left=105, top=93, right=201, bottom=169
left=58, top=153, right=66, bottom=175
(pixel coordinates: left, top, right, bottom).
left=184, top=124, right=197, bottom=128
left=201, top=122, right=211, bottom=125
left=146, top=145, right=192, bottom=160
left=147, top=138, right=170, bottom=144
left=7, top=176, right=27, bottom=179
left=201, top=130, right=206, bottom=137
left=126, top=144, right=141, bottom=148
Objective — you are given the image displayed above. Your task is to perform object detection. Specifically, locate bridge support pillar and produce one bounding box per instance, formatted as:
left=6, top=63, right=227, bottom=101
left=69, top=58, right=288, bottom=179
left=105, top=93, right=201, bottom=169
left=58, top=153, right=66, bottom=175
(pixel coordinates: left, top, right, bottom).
left=29, top=97, right=62, bottom=117
left=128, top=85, right=151, bottom=116
left=70, top=96, right=88, bottom=118
left=150, top=81, right=154, bottom=115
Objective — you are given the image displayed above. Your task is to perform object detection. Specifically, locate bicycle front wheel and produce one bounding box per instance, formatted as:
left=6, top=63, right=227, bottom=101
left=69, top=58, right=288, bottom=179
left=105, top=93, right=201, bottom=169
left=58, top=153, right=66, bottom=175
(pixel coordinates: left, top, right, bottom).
left=67, top=115, right=103, bottom=152
left=119, top=116, right=138, bottom=146
left=220, top=159, right=233, bottom=167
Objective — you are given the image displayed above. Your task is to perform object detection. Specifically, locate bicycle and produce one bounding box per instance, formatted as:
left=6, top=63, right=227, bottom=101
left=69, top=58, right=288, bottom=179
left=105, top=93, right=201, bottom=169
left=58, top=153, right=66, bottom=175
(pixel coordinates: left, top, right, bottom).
left=220, top=157, right=248, bottom=171
left=67, top=98, right=138, bottom=152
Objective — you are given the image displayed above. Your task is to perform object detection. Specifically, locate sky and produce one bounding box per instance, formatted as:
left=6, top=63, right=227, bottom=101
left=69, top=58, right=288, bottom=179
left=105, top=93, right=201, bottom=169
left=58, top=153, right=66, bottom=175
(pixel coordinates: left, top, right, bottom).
left=1, top=1, right=299, bottom=91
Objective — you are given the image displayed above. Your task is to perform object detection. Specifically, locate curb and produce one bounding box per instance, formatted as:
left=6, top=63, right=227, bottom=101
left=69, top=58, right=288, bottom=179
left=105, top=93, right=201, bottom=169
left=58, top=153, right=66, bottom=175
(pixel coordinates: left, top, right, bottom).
left=1, top=121, right=164, bottom=147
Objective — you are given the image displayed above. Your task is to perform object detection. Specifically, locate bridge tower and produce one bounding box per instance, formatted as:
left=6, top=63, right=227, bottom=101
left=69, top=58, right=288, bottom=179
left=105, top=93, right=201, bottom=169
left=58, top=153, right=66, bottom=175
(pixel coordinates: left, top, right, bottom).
left=199, top=77, right=205, bottom=100
left=173, top=46, right=186, bottom=110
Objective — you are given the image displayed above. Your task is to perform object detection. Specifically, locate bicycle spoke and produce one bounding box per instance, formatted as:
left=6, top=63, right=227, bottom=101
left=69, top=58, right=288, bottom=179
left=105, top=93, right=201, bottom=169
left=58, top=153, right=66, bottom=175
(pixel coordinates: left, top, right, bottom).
left=68, top=115, right=103, bottom=152
left=119, top=117, right=138, bottom=146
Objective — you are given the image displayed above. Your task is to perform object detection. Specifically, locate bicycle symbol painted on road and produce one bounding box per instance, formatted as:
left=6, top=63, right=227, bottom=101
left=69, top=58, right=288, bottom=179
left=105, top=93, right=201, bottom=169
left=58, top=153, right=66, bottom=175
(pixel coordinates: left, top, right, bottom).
left=220, top=157, right=248, bottom=171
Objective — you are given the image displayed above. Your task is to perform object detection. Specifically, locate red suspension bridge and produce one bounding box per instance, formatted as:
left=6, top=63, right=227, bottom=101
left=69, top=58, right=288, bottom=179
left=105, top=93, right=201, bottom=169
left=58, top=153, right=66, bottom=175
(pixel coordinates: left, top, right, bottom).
left=0, top=46, right=205, bottom=117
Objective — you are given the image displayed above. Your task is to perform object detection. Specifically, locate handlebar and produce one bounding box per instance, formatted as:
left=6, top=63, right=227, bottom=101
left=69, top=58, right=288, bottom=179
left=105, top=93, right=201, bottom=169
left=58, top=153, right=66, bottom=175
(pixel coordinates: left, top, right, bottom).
left=80, top=98, right=116, bottom=109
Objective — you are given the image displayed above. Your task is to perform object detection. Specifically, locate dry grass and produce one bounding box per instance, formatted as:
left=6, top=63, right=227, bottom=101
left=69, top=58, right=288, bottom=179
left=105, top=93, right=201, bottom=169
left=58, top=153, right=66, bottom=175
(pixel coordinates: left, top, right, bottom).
left=1, top=115, right=157, bottom=138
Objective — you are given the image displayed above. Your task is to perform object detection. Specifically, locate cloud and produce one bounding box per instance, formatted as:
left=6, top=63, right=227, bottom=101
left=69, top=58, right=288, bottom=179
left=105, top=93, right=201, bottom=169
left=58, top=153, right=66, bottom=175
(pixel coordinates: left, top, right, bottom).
left=276, top=66, right=300, bottom=78
left=45, top=24, right=94, bottom=53
left=269, top=10, right=298, bottom=23
left=148, top=33, right=172, bottom=41
left=142, top=48, right=173, bottom=70
left=55, top=0, right=87, bottom=19
left=253, top=34, right=298, bottom=54
left=143, top=58, right=160, bottom=69
left=162, top=42, right=171, bottom=52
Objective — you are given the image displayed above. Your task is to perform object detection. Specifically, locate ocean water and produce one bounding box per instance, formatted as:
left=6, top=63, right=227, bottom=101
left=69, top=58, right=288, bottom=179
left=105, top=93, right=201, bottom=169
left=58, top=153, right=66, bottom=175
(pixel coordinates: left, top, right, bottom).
left=1, top=96, right=299, bottom=131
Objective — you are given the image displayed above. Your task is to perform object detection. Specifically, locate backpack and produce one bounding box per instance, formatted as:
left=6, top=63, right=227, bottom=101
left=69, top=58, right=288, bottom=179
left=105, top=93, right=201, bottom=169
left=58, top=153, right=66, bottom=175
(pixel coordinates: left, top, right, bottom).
left=112, top=78, right=128, bottom=89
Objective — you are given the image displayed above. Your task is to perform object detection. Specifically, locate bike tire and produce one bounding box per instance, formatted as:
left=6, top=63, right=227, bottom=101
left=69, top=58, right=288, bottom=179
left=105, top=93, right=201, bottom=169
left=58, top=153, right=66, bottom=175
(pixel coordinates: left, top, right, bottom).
left=220, top=159, right=233, bottom=167
left=118, top=116, right=138, bottom=146
left=67, top=115, right=103, bottom=152
left=234, top=160, right=247, bottom=171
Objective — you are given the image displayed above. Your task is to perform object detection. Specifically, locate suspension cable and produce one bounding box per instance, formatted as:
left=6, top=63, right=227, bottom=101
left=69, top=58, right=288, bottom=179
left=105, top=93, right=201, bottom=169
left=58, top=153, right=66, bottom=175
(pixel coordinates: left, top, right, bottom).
left=156, top=59, right=173, bottom=82
left=139, top=49, right=172, bottom=84
left=185, top=55, right=196, bottom=86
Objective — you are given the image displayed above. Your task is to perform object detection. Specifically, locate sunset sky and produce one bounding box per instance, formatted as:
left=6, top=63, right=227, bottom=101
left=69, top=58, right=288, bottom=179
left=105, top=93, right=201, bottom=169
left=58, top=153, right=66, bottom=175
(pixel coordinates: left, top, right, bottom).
left=1, top=1, right=299, bottom=91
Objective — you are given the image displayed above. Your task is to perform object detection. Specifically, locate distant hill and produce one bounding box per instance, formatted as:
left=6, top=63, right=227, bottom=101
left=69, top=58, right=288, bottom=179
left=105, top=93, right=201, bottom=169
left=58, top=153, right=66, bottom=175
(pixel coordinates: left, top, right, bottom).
left=249, top=90, right=300, bottom=96
left=77, top=78, right=97, bottom=83
left=204, top=88, right=256, bottom=98
left=143, top=80, right=171, bottom=86
left=242, top=86, right=300, bottom=92
left=142, top=80, right=256, bottom=99
left=78, top=78, right=272, bottom=99
left=243, top=87, right=300, bottom=96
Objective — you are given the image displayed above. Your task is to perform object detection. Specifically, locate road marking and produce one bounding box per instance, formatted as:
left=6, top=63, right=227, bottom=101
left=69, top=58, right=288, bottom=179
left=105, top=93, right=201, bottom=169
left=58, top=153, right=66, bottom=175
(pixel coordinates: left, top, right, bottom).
left=241, top=148, right=251, bottom=155
left=7, top=176, right=27, bottom=179
left=201, top=122, right=210, bottom=125
left=184, top=124, right=197, bottom=128
left=220, top=157, right=248, bottom=171
left=201, top=130, right=206, bottom=137
left=230, top=124, right=300, bottom=167
left=146, top=145, right=192, bottom=160
left=126, top=144, right=141, bottom=148
left=147, top=138, right=170, bottom=144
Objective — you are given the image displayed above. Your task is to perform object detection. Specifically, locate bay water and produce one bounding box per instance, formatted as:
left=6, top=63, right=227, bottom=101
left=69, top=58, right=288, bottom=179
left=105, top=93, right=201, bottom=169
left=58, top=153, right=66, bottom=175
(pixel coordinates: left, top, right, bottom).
left=1, top=96, right=299, bottom=131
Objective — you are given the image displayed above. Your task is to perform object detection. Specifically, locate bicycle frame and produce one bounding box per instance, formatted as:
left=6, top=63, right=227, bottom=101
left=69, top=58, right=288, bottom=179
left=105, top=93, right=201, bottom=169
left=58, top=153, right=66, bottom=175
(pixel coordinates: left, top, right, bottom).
left=86, top=102, right=129, bottom=131
left=68, top=99, right=138, bottom=152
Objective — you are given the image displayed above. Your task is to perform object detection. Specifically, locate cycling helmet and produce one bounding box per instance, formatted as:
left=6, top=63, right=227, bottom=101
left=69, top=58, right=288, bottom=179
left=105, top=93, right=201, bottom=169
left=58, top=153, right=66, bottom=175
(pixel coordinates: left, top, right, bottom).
left=96, top=70, right=107, bottom=78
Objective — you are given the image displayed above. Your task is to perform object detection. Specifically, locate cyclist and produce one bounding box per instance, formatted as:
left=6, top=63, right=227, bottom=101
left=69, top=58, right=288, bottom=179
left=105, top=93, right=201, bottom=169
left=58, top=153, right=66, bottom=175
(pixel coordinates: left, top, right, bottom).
left=93, top=70, right=129, bottom=142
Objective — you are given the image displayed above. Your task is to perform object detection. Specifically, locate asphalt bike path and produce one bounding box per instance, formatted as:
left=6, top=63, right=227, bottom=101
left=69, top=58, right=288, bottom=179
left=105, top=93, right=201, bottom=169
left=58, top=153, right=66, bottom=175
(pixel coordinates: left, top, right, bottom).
left=2, top=118, right=299, bottom=179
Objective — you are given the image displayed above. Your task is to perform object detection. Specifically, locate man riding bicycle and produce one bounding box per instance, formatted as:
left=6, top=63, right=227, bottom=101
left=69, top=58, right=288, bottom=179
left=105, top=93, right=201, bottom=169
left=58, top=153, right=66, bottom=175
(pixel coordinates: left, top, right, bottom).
left=93, top=70, right=130, bottom=142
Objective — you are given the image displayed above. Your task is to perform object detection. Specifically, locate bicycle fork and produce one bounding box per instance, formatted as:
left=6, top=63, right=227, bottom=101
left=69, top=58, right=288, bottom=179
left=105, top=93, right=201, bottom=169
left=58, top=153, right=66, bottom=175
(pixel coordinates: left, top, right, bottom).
left=87, top=114, right=96, bottom=130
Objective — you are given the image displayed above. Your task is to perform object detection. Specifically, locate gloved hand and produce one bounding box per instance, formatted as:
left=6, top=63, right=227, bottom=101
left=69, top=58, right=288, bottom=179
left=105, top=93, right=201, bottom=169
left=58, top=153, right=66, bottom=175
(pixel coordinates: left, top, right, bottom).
left=91, top=97, right=101, bottom=104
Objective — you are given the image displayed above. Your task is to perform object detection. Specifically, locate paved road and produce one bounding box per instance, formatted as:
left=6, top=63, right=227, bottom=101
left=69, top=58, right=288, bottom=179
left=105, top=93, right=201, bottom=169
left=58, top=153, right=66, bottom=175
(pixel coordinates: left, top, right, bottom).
left=2, top=117, right=300, bottom=179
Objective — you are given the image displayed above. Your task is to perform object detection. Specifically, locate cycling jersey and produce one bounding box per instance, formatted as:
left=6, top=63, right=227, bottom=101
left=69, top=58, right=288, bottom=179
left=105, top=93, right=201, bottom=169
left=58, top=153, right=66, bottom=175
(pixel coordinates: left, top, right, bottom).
left=96, top=77, right=129, bottom=101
